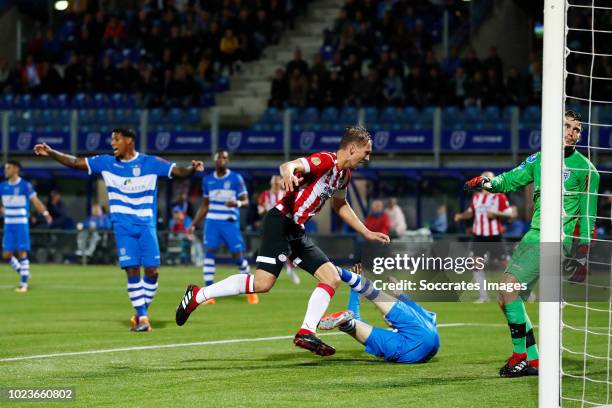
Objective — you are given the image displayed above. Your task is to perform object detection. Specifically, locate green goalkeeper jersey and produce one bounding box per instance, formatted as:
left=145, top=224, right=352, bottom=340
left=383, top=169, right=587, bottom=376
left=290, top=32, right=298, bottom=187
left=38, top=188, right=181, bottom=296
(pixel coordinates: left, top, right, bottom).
left=489, top=150, right=599, bottom=243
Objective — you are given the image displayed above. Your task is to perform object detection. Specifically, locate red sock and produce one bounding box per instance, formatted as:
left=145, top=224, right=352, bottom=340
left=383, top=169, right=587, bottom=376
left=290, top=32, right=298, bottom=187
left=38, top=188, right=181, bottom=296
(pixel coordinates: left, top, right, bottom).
left=529, top=359, right=539, bottom=369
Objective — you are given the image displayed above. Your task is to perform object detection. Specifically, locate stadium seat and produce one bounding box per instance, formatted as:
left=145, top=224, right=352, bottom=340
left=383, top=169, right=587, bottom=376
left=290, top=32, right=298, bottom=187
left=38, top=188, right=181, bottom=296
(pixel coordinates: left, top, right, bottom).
left=261, top=107, right=282, bottom=124
left=92, top=93, right=108, bottom=108
left=199, top=93, right=215, bottom=107
left=78, top=109, right=94, bottom=124
left=94, top=109, right=112, bottom=125
left=299, top=107, right=319, bottom=124
left=56, top=94, right=69, bottom=108
left=380, top=107, right=399, bottom=124
left=483, top=106, right=500, bottom=121
left=71, top=93, right=89, bottom=109
left=169, top=108, right=184, bottom=123
left=215, top=77, right=230, bottom=92
left=364, top=107, right=379, bottom=126
left=442, top=106, right=461, bottom=123
left=34, top=94, right=53, bottom=109
left=112, top=109, right=128, bottom=124
left=149, top=108, right=164, bottom=125
left=402, top=107, right=419, bottom=121
left=14, top=94, right=33, bottom=109
left=464, top=106, right=481, bottom=121
left=340, top=106, right=358, bottom=125
left=320, top=107, right=339, bottom=123
left=186, top=108, right=201, bottom=125
left=522, top=105, right=542, bottom=122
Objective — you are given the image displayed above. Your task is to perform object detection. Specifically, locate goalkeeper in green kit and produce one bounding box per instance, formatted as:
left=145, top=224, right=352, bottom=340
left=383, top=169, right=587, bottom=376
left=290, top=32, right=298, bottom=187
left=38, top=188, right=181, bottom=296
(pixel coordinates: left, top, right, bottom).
left=464, top=110, right=599, bottom=377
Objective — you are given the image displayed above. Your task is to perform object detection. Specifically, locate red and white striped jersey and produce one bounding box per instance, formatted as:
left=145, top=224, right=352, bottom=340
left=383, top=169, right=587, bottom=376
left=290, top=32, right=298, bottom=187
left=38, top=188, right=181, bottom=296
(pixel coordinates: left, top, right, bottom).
left=259, top=190, right=284, bottom=212
left=470, top=192, right=510, bottom=237
left=276, top=151, right=351, bottom=225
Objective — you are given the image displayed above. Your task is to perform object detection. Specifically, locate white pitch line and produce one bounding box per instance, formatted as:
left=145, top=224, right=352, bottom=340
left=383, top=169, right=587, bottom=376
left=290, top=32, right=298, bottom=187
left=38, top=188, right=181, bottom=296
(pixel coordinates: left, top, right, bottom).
left=0, top=322, right=511, bottom=363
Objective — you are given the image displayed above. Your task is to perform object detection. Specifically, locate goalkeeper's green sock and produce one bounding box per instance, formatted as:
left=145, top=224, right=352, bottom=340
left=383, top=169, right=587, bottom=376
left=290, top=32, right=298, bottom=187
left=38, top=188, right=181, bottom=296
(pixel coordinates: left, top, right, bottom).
left=525, top=313, right=539, bottom=362
left=504, top=298, right=527, bottom=355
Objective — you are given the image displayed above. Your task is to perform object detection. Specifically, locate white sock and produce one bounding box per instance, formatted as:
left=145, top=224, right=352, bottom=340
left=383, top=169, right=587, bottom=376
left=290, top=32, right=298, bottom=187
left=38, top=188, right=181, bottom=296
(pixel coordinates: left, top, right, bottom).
left=474, top=270, right=488, bottom=299
left=195, top=274, right=254, bottom=304
left=8, top=256, right=20, bottom=273
left=300, top=283, right=335, bottom=333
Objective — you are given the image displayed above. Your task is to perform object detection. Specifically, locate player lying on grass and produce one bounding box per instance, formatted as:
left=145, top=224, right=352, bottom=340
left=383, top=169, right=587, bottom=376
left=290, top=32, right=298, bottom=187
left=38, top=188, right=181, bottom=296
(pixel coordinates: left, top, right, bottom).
left=464, top=110, right=599, bottom=377
left=34, top=128, right=204, bottom=332
left=319, top=264, right=439, bottom=363
left=176, top=126, right=390, bottom=357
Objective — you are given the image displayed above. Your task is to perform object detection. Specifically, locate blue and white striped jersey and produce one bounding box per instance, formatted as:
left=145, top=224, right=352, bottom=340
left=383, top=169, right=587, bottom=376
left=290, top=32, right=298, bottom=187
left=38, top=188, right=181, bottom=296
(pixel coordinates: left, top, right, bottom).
left=0, top=178, right=36, bottom=225
left=203, top=170, right=247, bottom=221
left=86, top=152, right=175, bottom=227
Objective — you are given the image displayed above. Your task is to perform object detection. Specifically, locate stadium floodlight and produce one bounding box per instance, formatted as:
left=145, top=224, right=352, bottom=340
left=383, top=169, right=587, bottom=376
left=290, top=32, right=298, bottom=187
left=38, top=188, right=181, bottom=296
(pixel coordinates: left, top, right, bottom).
left=54, top=1, right=68, bottom=11
left=540, top=0, right=564, bottom=407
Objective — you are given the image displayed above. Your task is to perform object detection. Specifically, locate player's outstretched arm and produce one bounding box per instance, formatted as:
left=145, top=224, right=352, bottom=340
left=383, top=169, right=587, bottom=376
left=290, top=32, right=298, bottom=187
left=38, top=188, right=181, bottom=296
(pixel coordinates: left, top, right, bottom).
left=171, top=160, right=204, bottom=178
left=188, top=197, right=209, bottom=234
left=332, top=197, right=390, bottom=244
left=33, top=143, right=88, bottom=170
left=279, top=159, right=304, bottom=192
left=30, top=195, right=52, bottom=225
left=454, top=207, right=474, bottom=222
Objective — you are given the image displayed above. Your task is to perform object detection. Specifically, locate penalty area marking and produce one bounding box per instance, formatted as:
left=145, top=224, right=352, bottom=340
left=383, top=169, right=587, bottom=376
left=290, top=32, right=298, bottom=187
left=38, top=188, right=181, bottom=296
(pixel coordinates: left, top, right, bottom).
left=0, top=322, right=510, bottom=363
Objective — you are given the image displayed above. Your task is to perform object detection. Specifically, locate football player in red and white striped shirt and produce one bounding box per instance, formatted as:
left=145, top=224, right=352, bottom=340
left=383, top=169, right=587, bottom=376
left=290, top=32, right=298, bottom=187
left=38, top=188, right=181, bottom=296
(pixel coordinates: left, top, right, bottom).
left=258, top=175, right=301, bottom=284
left=176, top=126, right=390, bottom=356
left=455, top=171, right=516, bottom=302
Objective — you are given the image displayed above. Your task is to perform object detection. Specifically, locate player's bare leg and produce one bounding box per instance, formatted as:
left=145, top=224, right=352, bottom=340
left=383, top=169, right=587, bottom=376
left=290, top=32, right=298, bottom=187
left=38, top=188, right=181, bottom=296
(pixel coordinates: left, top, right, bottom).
left=498, top=272, right=538, bottom=377
left=293, top=262, right=340, bottom=356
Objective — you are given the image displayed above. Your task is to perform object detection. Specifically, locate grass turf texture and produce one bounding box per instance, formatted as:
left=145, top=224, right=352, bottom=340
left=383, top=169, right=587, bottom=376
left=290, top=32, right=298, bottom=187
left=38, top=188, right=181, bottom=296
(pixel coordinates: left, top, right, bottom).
left=0, top=265, right=607, bottom=407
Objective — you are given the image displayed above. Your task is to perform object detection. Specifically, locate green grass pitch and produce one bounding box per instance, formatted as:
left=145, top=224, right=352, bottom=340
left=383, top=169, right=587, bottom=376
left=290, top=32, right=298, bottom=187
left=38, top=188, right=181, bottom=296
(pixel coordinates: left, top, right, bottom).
left=0, top=264, right=609, bottom=407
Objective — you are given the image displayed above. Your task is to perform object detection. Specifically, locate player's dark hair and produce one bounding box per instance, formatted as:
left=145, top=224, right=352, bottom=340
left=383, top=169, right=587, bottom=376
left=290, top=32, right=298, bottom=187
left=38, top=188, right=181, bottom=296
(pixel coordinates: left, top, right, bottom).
left=112, top=128, right=137, bottom=140
left=340, top=126, right=372, bottom=149
left=565, top=110, right=582, bottom=122
left=5, top=160, right=21, bottom=170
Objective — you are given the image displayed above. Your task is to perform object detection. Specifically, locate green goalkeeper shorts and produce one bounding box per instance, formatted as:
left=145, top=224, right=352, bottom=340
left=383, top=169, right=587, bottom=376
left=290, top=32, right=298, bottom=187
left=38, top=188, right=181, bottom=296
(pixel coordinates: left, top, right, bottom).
left=505, top=229, right=540, bottom=299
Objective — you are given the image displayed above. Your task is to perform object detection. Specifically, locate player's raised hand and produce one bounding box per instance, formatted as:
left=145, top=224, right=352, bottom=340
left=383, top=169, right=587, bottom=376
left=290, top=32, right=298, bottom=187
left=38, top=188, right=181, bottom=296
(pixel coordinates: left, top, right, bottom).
left=464, top=176, right=491, bottom=192
left=191, top=160, right=205, bottom=172
left=351, top=263, right=363, bottom=275
left=44, top=213, right=53, bottom=225
left=281, top=173, right=301, bottom=192
left=365, top=230, right=390, bottom=244
left=33, top=143, right=52, bottom=156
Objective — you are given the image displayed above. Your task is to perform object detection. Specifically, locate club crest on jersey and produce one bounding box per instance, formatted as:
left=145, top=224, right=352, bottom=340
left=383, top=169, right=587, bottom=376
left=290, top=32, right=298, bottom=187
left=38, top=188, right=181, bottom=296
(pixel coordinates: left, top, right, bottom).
left=132, top=166, right=141, bottom=177
left=563, top=170, right=571, bottom=181
left=224, top=181, right=231, bottom=189
left=320, top=185, right=334, bottom=200
left=312, top=157, right=321, bottom=166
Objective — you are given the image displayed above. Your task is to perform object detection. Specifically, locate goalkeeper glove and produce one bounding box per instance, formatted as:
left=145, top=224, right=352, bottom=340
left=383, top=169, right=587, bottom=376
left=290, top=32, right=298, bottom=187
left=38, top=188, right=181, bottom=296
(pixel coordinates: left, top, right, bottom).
left=464, top=176, right=491, bottom=192
left=565, top=244, right=588, bottom=283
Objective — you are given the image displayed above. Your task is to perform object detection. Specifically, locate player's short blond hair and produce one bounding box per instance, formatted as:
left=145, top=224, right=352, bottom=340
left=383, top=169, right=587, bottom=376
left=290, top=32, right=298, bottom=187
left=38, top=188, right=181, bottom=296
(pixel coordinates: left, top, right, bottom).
left=340, top=126, right=372, bottom=149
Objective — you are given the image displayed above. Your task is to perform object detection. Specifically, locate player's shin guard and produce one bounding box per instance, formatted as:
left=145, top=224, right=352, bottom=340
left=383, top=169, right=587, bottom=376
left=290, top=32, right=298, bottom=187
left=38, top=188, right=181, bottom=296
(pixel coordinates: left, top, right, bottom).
left=127, top=275, right=147, bottom=317
left=237, top=257, right=249, bottom=274
left=195, top=273, right=255, bottom=304
left=8, top=256, right=20, bottom=274
left=203, top=251, right=216, bottom=286
left=142, top=275, right=158, bottom=311
left=525, top=314, right=539, bottom=362
left=18, top=257, right=29, bottom=285
left=504, top=298, right=527, bottom=354
left=299, top=283, right=335, bottom=334
left=336, top=267, right=380, bottom=300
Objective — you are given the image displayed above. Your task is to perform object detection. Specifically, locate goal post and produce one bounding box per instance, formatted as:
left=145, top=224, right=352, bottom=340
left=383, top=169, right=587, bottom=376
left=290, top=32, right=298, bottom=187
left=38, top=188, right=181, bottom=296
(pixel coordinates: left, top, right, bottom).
left=540, top=0, right=565, bottom=407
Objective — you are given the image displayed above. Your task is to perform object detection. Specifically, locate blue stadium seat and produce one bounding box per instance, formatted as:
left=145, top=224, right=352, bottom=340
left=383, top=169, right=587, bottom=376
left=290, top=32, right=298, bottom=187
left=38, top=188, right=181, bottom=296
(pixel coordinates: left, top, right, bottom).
left=442, top=106, right=461, bottom=122
left=149, top=108, right=164, bottom=125
left=71, top=93, right=89, bottom=109
left=185, top=108, right=201, bottom=125
left=600, top=106, right=612, bottom=122
left=522, top=105, right=541, bottom=122
left=364, top=107, right=379, bottom=125
left=380, top=107, right=399, bottom=124
left=340, top=106, right=358, bottom=124
left=320, top=107, right=339, bottom=123
left=402, top=107, right=418, bottom=122
left=14, top=94, right=33, bottom=109
left=113, top=109, right=128, bottom=124
left=261, top=107, right=282, bottom=124
left=299, top=107, right=319, bottom=124
left=92, top=93, right=108, bottom=108
left=56, top=94, right=69, bottom=108
left=215, top=77, right=230, bottom=92
left=464, top=106, right=481, bottom=121
left=168, top=108, right=184, bottom=123
left=0, top=94, right=13, bottom=109
left=94, top=109, right=112, bottom=125
left=34, top=94, right=53, bottom=109
left=199, top=93, right=215, bottom=107
left=78, top=109, right=94, bottom=124
left=483, top=106, right=500, bottom=121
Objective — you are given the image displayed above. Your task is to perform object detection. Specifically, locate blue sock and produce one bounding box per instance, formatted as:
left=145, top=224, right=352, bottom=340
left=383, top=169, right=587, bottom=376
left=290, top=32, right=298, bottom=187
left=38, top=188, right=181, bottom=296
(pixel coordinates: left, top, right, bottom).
left=127, top=275, right=147, bottom=317
left=237, top=256, right=249, bottom=274
left=347, top=289, right=362, bottom=321
left=336, top=267, right=380, bottom=301
left=142, top=275, right=158, bottom=312
left=204, top=251, right=216, bottom=286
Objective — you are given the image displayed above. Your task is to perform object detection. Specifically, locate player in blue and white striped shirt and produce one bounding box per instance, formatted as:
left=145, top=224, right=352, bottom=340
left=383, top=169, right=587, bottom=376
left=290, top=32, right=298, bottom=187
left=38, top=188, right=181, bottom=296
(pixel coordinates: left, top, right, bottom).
left=1, top=160, right=52, bottom=292
left=34, top=128, right=204, bottom=332
left=188, top=150, right=256, bottom=304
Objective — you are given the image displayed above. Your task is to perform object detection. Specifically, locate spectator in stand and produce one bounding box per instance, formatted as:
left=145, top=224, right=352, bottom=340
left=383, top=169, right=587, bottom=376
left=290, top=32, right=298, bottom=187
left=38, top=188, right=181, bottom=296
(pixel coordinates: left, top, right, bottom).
left=404, top=66, right=425, bottom=107
left=462, top=48, right=482, bottom=78
left=365, top=199, right=390, bottom=236
left=219, top=28, right=240, bottom=75
left=347, top=70, right=366, bottom=107
left=528, top=61, right=543, bottom=103
left=429, top=205, right=448, bottom=234
left=449, top=66, right=468, bottom=107
left=310, top=53, right=329, bottom=82
left=103, top=15, right=127, bottom=48
left=506, top=67, right=527, bottom=106
left=385, top=198, right=407, bottom=238
left=483, top=68, right=506, bottom=106
left=288, top=69, right=308, bottom=107
left=465, top=71, right=485, bottom=107
left=76, top=204, right=111, bottom=258
left=20, top=55, right=41, bottom=93
left=286, top=47, right=309, bottom=77
left=269, top=67, right=289, bottom=108
left=382, top=67, right=404, bottom=105
left=47, top=190, right=72, bottom=230
left=307, top=73, right=325, bottom=109
left=172, top=192, right=195, bottom=219
left=483, top=46, right=504, bottom=80
left=324, top=69, right=345, bottom=107
left=362, top=68, right=381, bottom=106
left=441, top=47, right=462, bottom=76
